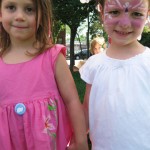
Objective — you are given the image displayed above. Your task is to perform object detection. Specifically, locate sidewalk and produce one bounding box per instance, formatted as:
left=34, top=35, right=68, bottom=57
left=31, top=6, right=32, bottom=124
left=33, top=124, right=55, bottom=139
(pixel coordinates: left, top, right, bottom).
left=66, top=60, right=86, bottom=71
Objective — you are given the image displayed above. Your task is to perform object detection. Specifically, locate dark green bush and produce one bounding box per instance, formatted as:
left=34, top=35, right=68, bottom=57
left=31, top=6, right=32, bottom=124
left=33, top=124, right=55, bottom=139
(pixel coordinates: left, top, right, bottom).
left=140, top=26, right=150, bottom=48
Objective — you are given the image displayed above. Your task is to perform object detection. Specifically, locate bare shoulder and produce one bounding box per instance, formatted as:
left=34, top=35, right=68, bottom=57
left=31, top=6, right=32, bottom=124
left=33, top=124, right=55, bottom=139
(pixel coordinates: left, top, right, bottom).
left=55, top=53, right=79, bottom=103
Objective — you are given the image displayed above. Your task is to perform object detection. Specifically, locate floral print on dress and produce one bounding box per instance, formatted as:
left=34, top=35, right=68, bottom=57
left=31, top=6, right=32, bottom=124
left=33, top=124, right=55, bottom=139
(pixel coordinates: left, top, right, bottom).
left=43, top=98, right=58, bottom=149
left=43, top=115, right=56, bottom=137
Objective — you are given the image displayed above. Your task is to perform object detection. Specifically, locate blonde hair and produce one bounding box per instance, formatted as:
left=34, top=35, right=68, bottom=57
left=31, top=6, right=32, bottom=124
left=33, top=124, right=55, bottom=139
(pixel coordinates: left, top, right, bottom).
left=90, top=37, right=105, bottom=54
left=0, top=0, right=53, bottom=56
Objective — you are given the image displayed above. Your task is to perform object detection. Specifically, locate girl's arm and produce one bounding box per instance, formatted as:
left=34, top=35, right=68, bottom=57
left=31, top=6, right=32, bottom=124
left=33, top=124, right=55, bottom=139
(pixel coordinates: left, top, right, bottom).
left=55, top=53, right=89, bottom=150
left=83, top=83, right=91, bottom=133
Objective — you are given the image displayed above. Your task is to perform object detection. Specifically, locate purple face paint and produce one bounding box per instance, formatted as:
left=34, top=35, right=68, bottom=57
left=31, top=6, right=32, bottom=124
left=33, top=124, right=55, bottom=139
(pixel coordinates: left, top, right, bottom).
left=125, top=7, right=129, bottom=13
left=104, top=0, right=148, bottom=19
left=103, top=0, right=148, bottom=39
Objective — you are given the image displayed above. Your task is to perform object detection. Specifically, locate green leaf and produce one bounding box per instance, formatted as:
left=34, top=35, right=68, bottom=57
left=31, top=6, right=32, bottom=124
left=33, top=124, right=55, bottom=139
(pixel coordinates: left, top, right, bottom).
left=48, top=105, right=56, bottom=111
left=52, top=133, right=56, bottom=138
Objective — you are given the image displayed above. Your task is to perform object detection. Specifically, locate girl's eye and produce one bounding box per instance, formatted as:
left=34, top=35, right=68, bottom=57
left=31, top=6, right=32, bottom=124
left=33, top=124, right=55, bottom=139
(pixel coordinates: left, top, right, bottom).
left=108, top=10, right=120, bottom=16
left=25, top=7, right=35, bottom=14
left=132, top=12, right=143, bottom=18
left=6, top=5, right=16, bottom=12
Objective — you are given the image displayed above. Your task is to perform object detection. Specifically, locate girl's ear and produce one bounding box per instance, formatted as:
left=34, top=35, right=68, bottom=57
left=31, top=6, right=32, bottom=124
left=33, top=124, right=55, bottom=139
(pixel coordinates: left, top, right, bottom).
left=98, top=4, right=104, bottom=21
left=0, top=11, right=2, bottom=22
left=148, top=10, right=150, bottom=23
left=146, top=10, right=150, bottom=20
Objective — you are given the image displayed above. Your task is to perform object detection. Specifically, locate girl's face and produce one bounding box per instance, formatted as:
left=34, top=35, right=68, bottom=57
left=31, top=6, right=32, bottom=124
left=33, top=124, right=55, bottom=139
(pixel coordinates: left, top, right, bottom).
left=93, top=43, right=101, bottom=54
left=103, top=0, right=149, bottom=45
left=0, top=0, right=40, bottom=42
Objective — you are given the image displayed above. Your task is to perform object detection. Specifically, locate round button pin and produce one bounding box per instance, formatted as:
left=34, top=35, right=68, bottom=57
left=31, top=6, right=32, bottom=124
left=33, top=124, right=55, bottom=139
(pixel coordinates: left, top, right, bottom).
left=15, top=103, right=26, bottom=115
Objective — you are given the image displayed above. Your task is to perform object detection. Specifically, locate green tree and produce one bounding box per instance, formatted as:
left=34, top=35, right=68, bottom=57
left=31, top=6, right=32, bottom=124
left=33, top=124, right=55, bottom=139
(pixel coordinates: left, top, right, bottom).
left=89, top=8, right=108, bottom=43
left=89, top=17, right=108, bottom=41
left=52, top=20, right=65, bottom=43
left=52, top=0, right=96, bottom=71
left=139, top=26, right=150, bottom=48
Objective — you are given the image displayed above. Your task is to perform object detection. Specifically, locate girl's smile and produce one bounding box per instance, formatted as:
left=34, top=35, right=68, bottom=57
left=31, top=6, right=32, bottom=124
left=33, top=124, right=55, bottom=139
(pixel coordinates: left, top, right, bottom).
left=114, top=30, right=133, bottom=36
left=11, top=25, right=29, bottom=31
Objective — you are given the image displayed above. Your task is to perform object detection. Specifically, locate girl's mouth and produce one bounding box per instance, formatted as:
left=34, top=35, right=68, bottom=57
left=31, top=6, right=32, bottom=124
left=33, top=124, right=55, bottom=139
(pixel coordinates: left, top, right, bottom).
left=114, top=30, right=132, bottom=35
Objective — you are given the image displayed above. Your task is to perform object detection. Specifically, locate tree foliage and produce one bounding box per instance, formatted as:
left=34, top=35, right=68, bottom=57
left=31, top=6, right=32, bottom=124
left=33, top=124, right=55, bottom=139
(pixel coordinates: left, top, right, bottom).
left=52, top=0, right=96, bottom=71
left=89, top=16, right=108, bottom=42
left=52, top=20, right=65, bottom=43
left=139, top=26, right=150, bottom=48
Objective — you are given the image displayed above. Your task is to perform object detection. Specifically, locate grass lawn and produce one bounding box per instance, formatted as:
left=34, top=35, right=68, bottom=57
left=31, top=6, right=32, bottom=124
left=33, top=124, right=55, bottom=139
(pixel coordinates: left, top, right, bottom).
left=72, top=71, right=86, bottom=103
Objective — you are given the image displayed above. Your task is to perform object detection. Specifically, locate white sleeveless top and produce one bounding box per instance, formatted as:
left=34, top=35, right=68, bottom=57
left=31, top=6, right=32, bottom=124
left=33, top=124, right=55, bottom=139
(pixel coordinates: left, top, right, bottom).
left=80, top=47, right=150, bottom=150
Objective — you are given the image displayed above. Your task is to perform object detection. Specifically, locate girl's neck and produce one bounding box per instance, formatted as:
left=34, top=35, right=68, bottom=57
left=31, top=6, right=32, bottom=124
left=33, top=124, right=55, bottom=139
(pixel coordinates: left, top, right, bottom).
left=106, top=41, right=145, bottom=60
left=2, top=40, right=39, bottom=64
left=10, top=37, right=36, bottom=52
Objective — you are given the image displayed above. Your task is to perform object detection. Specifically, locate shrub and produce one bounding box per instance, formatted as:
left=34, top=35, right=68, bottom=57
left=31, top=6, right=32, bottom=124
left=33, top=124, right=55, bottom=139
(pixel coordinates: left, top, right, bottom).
left=140, top=26, right=150, bottom=48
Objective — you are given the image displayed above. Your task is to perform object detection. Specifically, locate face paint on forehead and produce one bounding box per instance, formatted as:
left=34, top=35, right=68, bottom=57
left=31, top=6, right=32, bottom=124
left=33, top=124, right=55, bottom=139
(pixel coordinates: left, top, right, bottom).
left=132, top=0, right=148, bottom=11
left=105, top=0, right=148, bottom=13
left=104, top=0, right=148, bottom=21
left=103, top=0, right=147, bottom=32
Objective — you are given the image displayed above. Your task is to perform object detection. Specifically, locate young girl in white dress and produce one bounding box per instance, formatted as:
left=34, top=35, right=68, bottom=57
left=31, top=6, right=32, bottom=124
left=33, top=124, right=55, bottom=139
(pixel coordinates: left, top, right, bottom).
left=80, top=0, right=150, bottom=149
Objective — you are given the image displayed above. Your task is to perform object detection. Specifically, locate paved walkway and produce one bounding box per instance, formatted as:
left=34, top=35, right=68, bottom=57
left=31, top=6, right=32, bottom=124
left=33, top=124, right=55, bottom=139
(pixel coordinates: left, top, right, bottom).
left=66, top=60, right=86, bottom=71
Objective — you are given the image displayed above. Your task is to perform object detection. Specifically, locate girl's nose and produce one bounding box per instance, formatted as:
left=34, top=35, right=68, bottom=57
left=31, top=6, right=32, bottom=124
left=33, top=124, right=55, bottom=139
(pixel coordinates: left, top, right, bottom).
left=118, top=14, right=131, bottom=28
left=15, top=10, right=25, bottom=21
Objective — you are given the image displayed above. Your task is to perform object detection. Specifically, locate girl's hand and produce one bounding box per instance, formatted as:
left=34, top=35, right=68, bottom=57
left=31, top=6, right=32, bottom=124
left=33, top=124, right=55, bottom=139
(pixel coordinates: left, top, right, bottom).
left=66, top=142, right=89, bottom=150
left=66, top=143, right=78, bottom=150
left=66, top=136, right=89, bottom=150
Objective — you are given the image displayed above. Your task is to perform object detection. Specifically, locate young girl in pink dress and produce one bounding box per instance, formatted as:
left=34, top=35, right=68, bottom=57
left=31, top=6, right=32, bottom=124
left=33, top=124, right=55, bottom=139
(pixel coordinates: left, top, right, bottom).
left=0, top=0, right=88, bottom=150
left=80, top=0, right=150, bottom=149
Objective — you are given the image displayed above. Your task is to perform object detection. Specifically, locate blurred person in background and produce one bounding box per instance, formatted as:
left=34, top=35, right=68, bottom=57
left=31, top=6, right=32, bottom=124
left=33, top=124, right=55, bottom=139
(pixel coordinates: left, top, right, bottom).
left=90, top=37, right=105, bottom=55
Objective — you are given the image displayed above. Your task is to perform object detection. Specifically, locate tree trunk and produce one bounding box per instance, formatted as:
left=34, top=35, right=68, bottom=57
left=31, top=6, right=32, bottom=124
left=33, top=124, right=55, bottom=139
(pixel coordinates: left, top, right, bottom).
left=69, top=27, right=77, bottom=72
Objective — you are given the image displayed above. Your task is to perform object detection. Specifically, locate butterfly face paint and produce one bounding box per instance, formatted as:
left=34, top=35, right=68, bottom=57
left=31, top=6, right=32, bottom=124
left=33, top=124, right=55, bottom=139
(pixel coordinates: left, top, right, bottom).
left=103, top=0, right=149, bottom=42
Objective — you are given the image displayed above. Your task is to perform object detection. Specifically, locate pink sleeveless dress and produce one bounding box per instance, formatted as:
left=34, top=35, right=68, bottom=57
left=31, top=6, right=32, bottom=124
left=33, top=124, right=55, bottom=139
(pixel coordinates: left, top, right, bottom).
left=0, top=44, right=72, bottom=150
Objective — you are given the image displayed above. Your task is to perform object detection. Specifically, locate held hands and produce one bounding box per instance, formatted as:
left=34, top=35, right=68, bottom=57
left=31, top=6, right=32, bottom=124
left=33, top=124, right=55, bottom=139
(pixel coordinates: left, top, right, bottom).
left=66, top=135, right=89, bottom=150
left=67, top=142, right=89, bottom=150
